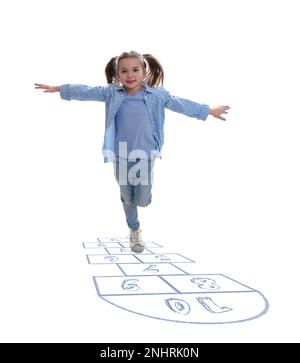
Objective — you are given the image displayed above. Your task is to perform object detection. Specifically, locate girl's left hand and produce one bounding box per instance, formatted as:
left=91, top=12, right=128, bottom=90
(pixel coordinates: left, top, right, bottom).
left=209, top=105, right=230, bottom=121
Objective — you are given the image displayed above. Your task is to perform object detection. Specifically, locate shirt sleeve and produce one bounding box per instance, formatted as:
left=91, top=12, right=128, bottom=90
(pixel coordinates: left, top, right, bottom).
left=162, top=88, right=210, bottom=120
left=60, top=84, right=108, bottom=102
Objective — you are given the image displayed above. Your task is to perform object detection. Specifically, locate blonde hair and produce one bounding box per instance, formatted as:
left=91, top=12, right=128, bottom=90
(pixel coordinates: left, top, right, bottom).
left=105, top=51, right=164, bottom=87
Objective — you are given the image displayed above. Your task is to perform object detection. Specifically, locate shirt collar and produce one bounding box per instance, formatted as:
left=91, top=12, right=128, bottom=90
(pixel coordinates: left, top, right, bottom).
left=116, top=82, right=154, bottom=94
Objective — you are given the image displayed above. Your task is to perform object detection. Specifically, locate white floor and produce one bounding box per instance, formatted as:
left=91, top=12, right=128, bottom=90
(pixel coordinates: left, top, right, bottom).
left=0, top=153, right=299, bottom=342
left=0, top=0, right=299, bottom=343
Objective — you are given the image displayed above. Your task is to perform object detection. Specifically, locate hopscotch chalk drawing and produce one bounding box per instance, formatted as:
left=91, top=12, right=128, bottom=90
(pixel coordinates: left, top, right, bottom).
left=83, top=237, right=269, bottom=324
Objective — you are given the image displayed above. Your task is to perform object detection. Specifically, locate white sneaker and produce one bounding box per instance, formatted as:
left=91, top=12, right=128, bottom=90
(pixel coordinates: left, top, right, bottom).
left=129, top=229, right=145, bottom=253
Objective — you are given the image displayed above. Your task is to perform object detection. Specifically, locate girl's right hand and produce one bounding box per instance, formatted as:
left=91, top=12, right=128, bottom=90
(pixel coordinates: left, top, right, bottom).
left=209, top=105, right=230, bottom=121
left=34, top=83, right=60, bottom=93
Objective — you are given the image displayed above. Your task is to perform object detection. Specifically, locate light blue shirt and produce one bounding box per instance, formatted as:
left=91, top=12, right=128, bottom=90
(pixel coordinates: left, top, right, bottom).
left=60, top=83, right=210, bottom=162
left=115, top=90, right=156, bottom=159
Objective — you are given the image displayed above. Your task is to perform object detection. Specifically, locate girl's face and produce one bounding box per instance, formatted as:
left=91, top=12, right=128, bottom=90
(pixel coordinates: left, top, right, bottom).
left=117, top=57, right=146, bottom=94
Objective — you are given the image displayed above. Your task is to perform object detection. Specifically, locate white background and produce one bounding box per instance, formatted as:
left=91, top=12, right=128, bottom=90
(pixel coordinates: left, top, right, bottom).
left=0, top=0, right=299, bottom=342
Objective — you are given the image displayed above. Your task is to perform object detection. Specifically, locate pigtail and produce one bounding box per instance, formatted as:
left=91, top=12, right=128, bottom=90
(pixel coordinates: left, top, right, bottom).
left=143, top=54, right=164, bottom=87
left=105, top=56, right=117, bottom=84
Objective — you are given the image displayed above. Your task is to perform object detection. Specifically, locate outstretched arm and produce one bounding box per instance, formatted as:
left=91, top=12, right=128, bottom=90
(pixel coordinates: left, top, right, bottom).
left=35, top=83, right=108, bottom=102
left=35, top=83, right=60, bottom=93
left=209, top=105, right=230, bottom=121
left=162, top=88, right=230, bottom=121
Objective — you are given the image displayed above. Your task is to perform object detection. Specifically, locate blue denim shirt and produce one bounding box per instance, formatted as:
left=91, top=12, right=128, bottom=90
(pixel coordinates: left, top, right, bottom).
left=60, top=83, right=210, bottom=162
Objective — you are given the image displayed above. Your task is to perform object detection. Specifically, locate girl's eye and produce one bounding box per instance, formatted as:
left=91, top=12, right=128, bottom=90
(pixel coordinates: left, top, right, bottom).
left=121, top=70, right=127, bottom=74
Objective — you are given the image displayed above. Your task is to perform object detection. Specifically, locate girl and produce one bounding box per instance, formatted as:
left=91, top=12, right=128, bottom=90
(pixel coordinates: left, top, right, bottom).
left=35, top=50, right=230, bottom=253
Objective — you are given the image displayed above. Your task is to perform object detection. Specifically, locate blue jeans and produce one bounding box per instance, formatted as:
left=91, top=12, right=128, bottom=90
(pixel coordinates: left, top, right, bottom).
left=113, top=157, right=155, bottom=231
